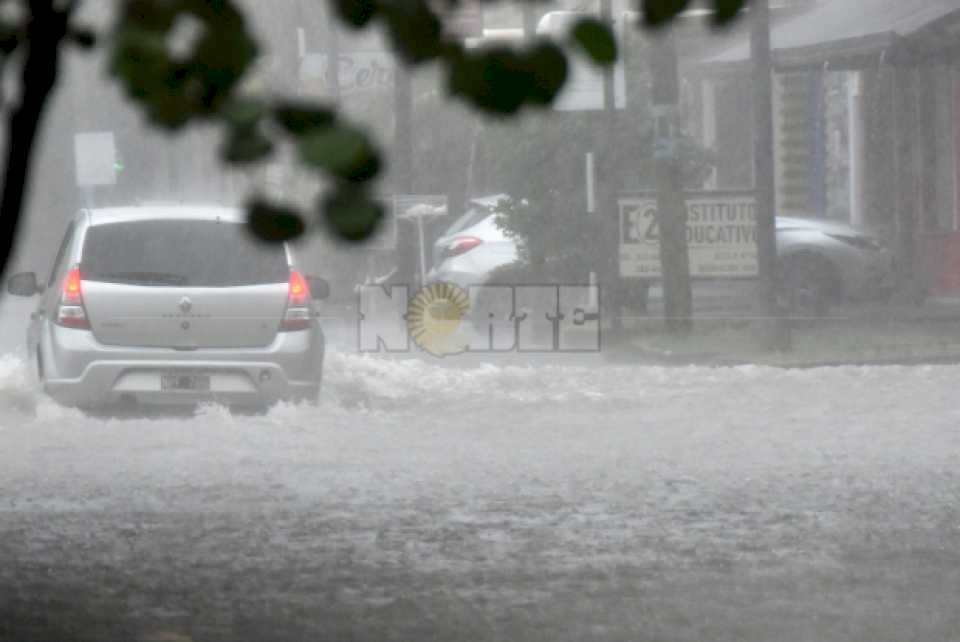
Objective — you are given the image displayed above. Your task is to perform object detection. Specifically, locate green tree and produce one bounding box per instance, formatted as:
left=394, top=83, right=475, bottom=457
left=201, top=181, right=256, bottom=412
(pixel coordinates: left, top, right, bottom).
left=0, top=0, right=748, bottom=276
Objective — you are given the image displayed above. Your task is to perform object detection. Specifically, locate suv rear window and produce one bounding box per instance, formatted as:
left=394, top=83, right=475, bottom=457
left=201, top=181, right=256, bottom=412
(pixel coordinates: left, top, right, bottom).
left=81, top=220, right=290, bottom=287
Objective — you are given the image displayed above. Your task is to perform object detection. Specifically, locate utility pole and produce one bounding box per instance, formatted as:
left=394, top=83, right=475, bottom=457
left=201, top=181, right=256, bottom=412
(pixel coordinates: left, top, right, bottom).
left=750, top=0, right=787, bottom=348
left=327, top=12, right=341, bottom=101
left=393, top=59, right=415, bottom=284
left=649, top=28, right=692, bottom=333
left=598, top=0, right=621, bottom=336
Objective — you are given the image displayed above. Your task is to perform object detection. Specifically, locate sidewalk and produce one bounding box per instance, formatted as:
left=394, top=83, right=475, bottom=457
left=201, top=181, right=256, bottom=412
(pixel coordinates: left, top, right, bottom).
left=609, top=293, right=960, bottom=368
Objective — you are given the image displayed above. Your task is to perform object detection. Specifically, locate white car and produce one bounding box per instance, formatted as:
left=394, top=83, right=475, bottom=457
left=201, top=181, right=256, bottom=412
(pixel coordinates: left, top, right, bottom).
left=6, top=205, right=328, bottom=410
left=428, top=204, right=896, bottom=313
left=426, top=195, right=518, bottom=292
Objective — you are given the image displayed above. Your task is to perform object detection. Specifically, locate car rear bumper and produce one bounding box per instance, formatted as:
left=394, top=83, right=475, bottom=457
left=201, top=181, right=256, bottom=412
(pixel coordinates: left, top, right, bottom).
left=39, top=324, right=323, bottom=408
left=44, top=362, right=320, bottom=408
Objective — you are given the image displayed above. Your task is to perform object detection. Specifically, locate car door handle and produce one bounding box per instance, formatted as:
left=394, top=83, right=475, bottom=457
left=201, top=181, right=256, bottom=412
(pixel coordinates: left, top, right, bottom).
left=31, top=310, right=45, bottom=320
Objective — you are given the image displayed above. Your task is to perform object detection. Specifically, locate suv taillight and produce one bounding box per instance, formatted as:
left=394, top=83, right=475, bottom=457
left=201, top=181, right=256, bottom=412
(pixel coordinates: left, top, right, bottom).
left=56, top=266, right=90, bottom=329
left=443, top=236, right=483, bottom=259
left=280, top=270, right=312, bottom=331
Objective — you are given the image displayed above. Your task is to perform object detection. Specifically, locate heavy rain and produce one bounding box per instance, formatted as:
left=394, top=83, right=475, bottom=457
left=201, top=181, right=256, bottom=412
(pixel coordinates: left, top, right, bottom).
left=1, top=0, right=960, bottom=640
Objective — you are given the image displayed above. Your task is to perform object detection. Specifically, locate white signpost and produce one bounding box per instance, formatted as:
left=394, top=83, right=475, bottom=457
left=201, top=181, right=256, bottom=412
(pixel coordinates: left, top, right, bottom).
left=619, top=193, right=759, bottom=278
left=394, top=195, right=448, bottom=287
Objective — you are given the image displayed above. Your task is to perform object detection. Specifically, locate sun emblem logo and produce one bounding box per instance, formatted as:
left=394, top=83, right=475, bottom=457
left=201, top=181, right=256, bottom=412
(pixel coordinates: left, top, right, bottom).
left=407, top=282, right=470, bottom=356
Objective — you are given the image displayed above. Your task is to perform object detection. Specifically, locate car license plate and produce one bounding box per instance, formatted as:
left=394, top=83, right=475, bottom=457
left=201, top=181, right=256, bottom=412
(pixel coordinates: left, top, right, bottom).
left=161, top=373, right=211, bottom=392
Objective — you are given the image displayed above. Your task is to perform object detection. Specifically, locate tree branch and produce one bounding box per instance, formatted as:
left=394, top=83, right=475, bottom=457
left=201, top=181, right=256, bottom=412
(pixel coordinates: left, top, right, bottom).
left=0, top=0, right=71, bottom=277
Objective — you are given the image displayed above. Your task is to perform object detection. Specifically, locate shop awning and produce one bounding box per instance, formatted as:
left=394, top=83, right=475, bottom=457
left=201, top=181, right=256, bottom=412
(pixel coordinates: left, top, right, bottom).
left=703, top=0, right=960, bottom=71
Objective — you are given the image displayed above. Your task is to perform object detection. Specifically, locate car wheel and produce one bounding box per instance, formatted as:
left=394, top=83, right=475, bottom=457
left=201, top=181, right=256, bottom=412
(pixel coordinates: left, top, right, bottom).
left=779, top=254, right=832, bottom=320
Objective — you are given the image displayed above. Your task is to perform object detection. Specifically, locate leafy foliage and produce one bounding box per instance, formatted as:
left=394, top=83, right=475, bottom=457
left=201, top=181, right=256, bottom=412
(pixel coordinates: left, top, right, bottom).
left=247, top=200, right=306, bottom=241
left=643, top=0, right=748, bottom=28
left=0, top=0, right=748, bottom=277
left=571, top=18, right=618, bottom=66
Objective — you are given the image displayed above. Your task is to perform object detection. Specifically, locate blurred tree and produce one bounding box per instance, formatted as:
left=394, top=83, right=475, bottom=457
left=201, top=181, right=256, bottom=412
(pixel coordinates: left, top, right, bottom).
left=486, top=110, right=713, bottom=274
left=0, top=0, right=748, bottom=276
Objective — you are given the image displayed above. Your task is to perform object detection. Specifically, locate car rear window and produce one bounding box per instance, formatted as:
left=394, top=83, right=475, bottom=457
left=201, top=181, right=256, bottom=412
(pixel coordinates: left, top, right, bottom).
left=81, top=220, right=290, bottom=287
left=443, top=206, right=492, bottom=237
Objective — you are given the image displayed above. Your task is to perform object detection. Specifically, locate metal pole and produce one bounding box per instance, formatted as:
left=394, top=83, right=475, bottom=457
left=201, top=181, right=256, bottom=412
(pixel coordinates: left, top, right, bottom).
left=750, top=0, right=787, bottom=348
left=328, top=13, right=341, bottom=101
left=585, top=152, right=595, bottom=214
left=416, top=214, right=427, bottom=288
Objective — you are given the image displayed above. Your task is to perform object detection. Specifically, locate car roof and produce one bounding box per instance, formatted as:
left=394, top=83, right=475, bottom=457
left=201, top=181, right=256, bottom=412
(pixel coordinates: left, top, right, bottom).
left=83, top=206, right=245, bottom=227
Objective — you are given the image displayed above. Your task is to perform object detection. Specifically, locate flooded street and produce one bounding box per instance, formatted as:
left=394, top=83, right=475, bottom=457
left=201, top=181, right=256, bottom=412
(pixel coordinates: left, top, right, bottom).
left=1, top=302, right=959, bottom=640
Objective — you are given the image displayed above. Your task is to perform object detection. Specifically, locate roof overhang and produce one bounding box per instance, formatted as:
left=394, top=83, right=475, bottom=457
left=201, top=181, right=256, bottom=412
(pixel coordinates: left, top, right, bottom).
left=696, top=0, right=960, bottom=74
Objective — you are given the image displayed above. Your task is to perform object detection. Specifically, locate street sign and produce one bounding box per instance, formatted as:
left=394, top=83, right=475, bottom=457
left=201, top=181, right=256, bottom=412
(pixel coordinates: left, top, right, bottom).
left=394, top=194, right=448, bottom=221
left=619, top=192, right=759, bottom=278
left=394, top=195, right=449, bottom=287
left=73, top=131, right=117, bottom=187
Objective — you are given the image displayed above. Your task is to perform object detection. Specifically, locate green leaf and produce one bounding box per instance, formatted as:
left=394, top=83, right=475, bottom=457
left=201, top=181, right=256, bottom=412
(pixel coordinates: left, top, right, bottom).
left=298, top=125, right=381, bottom=182
left=642, top=0, right=692, bottom=28
left=109, top=0, right=258, bottom=129
left=221, top=126, right=273, bottom=164
left=570, top=18, right=617, bottom=67
left=379, top=0, right=444, bottom=64
left=447, top=48, right=528, bottom=115
left=0, top=23, right=20, bottom=54
left=222, top=96, right=266, bottom=128
left=332, top=0, right=378, bottom=29
left=524, top=41, right=569, bottom=106
left=272, top=102, right=336, bottom=135
left=68, top=27, right=97, bottom=49
left=712, top=0, right=747, bottom=26
left=321, top=189, right=384, bottom=242
left=247, top=201, right=306, bottom=242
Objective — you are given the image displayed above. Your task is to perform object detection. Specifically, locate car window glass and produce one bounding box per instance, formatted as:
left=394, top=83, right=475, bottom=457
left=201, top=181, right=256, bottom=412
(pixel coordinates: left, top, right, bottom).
left=47, top=221, right=75, bottom=287
left=443, top=206, right=491, bottom=237
left=80, top=220, right=289, bottom=287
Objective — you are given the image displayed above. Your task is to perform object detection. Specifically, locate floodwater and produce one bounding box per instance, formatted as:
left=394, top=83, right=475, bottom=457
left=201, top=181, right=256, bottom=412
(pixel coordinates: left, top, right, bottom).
left=1, top=297, right=959, bottom=641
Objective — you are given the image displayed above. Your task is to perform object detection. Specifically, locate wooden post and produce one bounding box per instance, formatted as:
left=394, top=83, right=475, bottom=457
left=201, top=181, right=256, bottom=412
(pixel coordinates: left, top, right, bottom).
left=650, top=28, right=692, bottom=333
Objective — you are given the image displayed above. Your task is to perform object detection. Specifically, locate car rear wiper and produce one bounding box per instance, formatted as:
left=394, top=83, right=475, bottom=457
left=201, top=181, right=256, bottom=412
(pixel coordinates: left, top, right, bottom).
left=96, top=271, right=189, bottom=285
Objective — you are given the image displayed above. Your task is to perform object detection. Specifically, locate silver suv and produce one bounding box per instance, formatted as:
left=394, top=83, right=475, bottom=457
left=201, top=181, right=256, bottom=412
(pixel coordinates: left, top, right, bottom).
left=6, top=206, right=327, bottom=409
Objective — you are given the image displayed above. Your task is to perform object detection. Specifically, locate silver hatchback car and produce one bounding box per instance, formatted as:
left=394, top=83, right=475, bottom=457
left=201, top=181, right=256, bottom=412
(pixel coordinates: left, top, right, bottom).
left=6, top=206, right=327, bottom=409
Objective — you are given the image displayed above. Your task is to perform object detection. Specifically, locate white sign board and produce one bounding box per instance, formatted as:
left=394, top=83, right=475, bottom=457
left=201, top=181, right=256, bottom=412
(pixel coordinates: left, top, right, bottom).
left=73, top=132, right=117, bottom=187
left=619, top=193, right=759, bottom=278
left=394, top=194, right=448, bottom=221
left=536, top=11, right=626, bottom=111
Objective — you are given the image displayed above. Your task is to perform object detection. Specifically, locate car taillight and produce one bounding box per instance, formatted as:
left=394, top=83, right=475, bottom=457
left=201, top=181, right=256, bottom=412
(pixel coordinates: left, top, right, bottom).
left=280, top=270, right=312, bottom=331
left=56, top=266, right=90, bottom=329
left=443, top=236, right=483, bottom=259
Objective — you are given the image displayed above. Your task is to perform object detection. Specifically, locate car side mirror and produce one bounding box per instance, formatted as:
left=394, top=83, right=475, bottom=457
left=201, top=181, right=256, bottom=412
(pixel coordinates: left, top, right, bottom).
left=6, top=272, right=39, bottom=297
left=307, top=276, right=330, bottom=300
